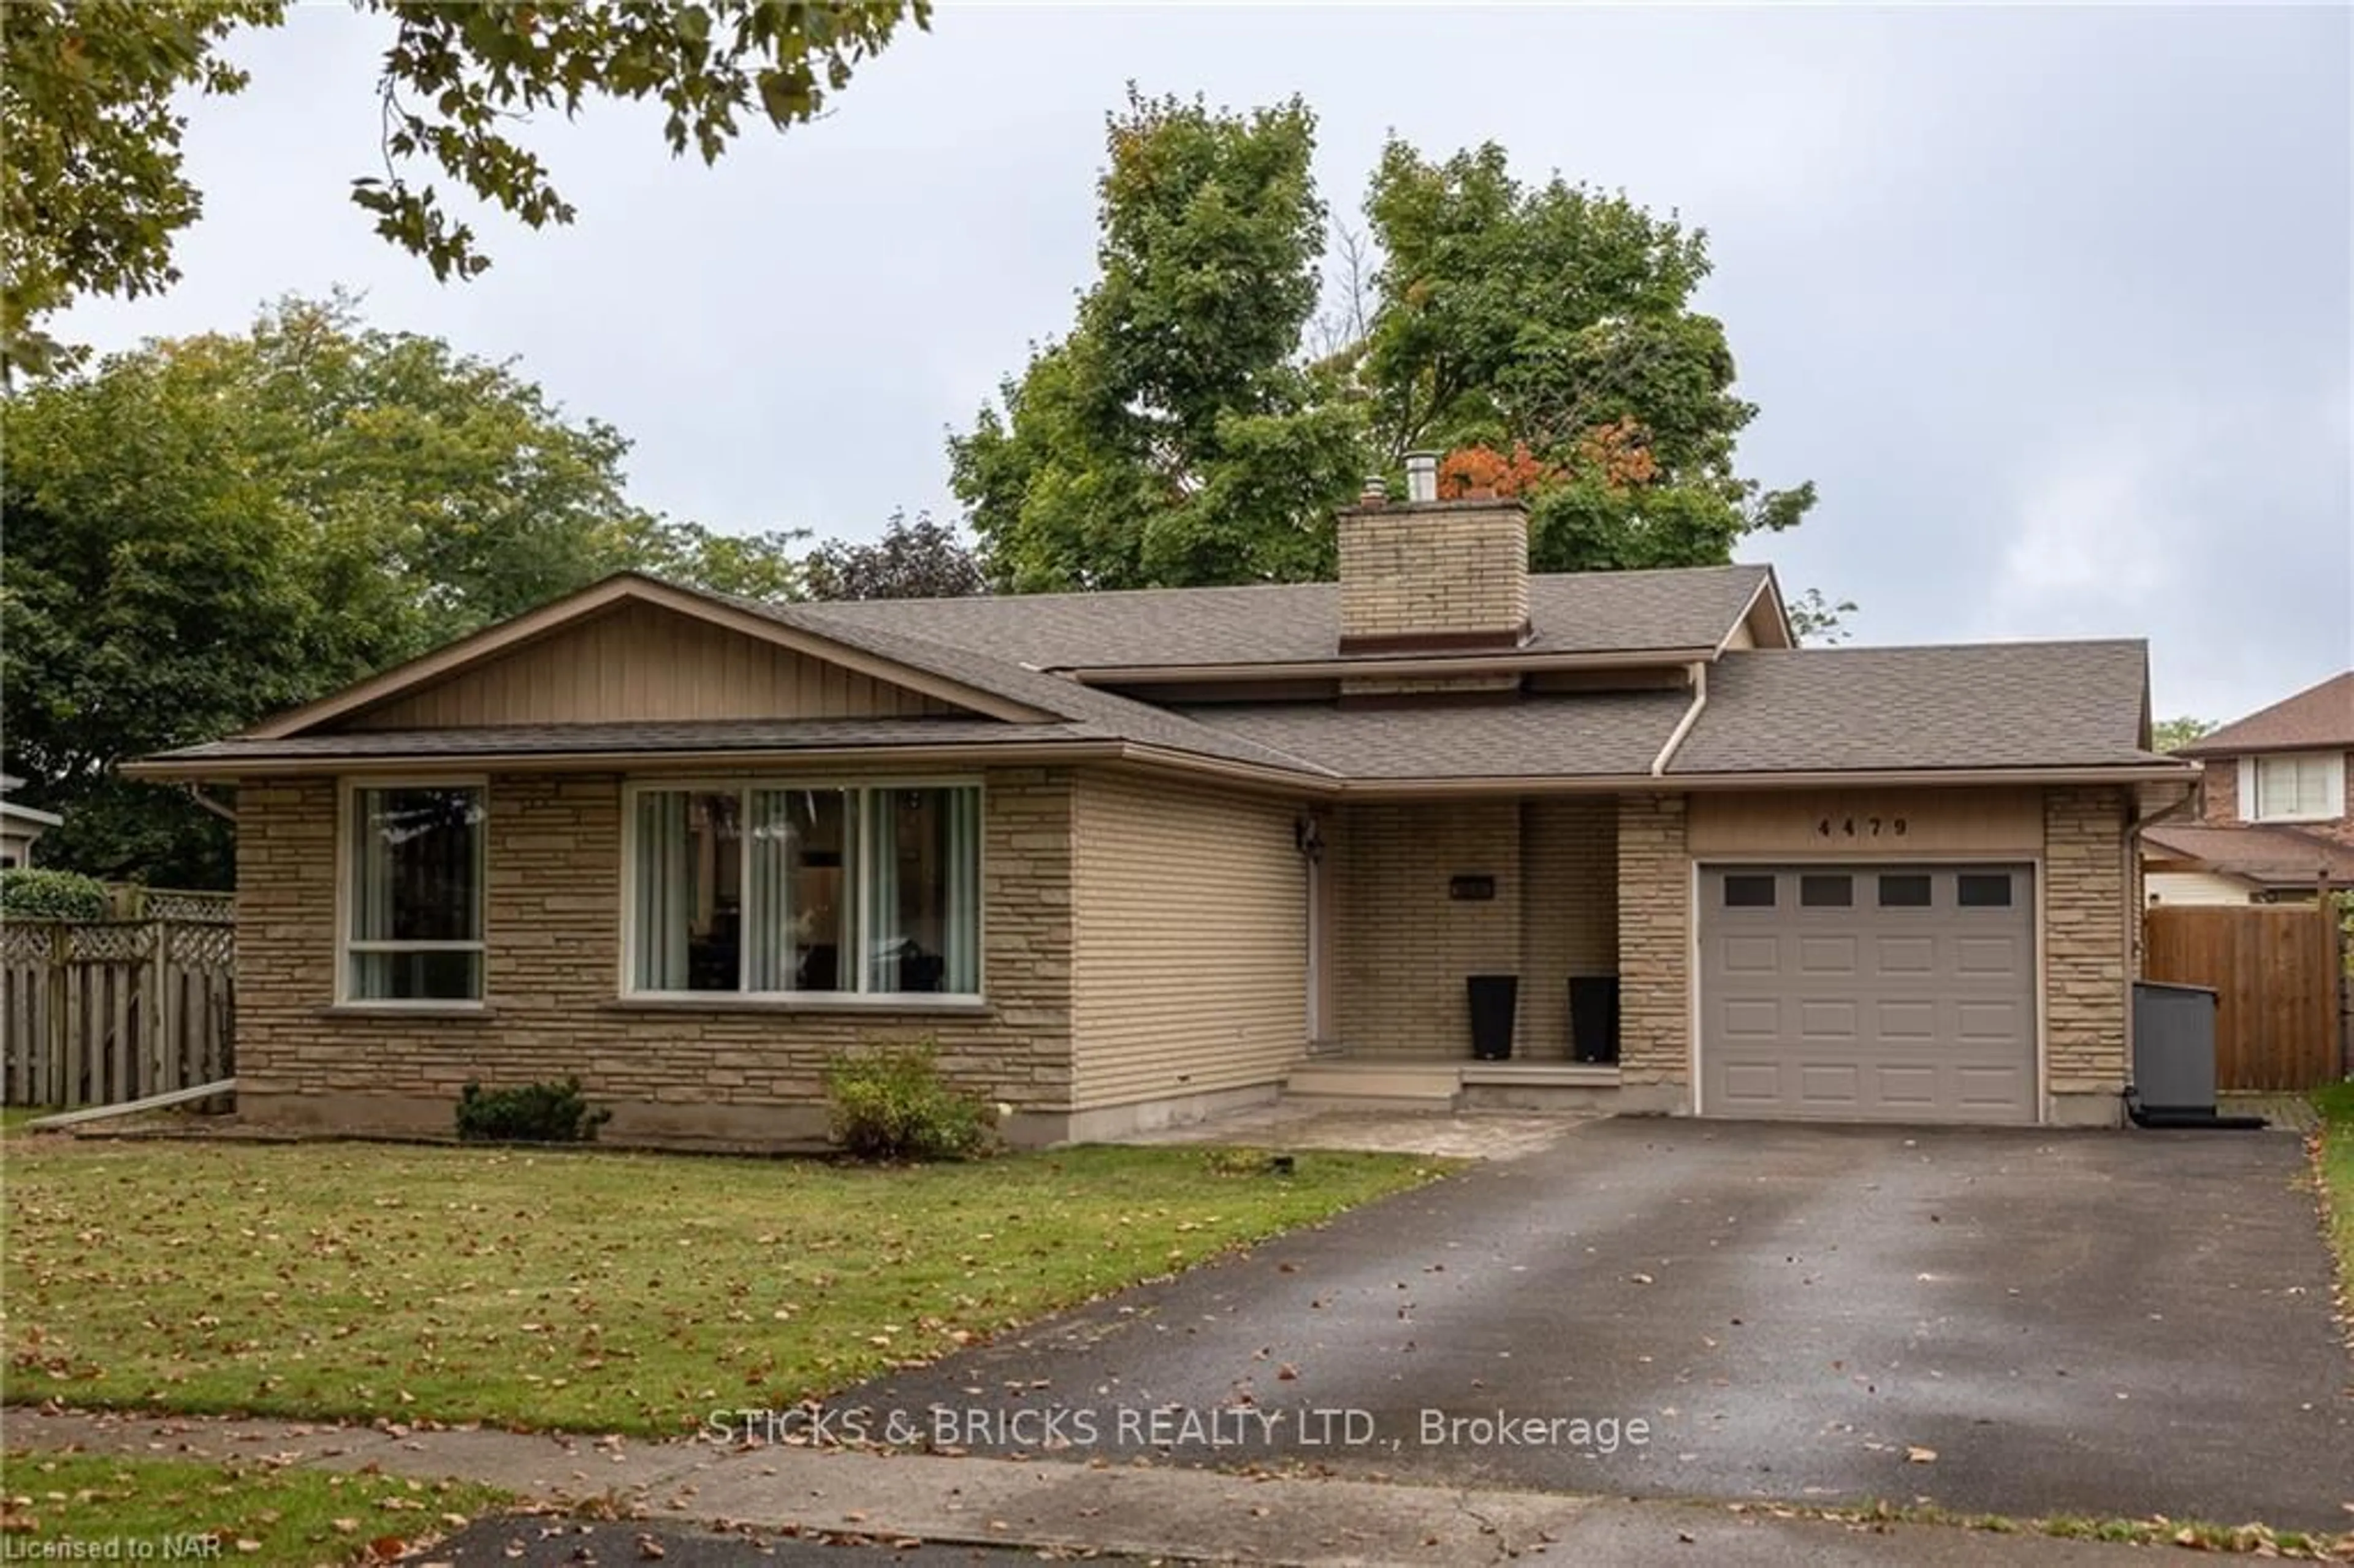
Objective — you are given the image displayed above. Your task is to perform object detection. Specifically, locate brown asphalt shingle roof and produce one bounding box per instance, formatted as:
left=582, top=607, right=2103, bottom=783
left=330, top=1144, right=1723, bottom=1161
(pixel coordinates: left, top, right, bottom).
left=140, top=574, right=2175, bottom=785
left=1666, top=641, right=2164, bottom=774
left=794, top=565, right=1774, bottom=669
left=2143, top=822, right=2354, bottom=884
left=2174, top=671, right=2354, bottom=757
left=698, top=587, right=1336, bottom=774
left=1178, top=693, right=1691, bottom=780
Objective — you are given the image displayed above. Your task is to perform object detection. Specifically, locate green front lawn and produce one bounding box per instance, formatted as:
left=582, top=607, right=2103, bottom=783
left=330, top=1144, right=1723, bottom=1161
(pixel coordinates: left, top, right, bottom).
left=0, top=1452, right=505, bottom=1567
left=2, top=1138, right=1443, bottom=1435
left=2312, top=1079, right=2354, bottom=1298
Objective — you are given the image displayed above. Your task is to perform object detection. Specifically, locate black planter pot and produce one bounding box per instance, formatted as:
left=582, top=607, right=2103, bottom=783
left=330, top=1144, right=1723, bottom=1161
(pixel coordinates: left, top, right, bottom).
left=1569, top=975, right=1621, bottom=1065
left=1467, top=974, right=1518, bottom=1061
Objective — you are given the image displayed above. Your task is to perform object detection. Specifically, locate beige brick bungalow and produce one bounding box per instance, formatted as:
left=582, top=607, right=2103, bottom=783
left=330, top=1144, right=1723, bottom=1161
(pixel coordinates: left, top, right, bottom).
left=127, top=485, right=2195, bottom=1144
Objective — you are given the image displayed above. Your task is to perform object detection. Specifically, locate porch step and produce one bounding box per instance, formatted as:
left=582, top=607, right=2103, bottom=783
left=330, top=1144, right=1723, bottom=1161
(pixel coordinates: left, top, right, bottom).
left=1282, top=1062, right=1461, bottom=1106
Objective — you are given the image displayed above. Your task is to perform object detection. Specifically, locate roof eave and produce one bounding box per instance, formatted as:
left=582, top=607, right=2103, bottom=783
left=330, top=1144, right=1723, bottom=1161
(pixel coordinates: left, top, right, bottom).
left=2175, top=739, right=2354, bottom=759
left=120, top=737, right=1131, bottom=782
left=1338, top=761, right=2199, bottom=798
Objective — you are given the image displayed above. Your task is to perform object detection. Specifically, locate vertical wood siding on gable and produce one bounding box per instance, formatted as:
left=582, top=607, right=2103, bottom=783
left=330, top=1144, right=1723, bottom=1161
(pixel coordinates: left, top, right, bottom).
left=341, top=601, right=962, bottom=729
left=1068, top=769, right=1308, bottom=1111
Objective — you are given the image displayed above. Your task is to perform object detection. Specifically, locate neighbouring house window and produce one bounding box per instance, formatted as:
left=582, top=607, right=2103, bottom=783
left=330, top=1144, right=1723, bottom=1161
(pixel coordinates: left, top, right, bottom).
left=346, top=785, right=484, bottom=1002
left=2249, top=752, right=2344, bottom=822
left=628, top=783, right=981, bottom=997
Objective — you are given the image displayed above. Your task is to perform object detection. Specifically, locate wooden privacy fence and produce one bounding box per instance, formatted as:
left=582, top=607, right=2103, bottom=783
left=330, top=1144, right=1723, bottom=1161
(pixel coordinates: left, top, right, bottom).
left=2143, top=903, right=2348, bottom=1091
left=1, top=919, right=235, bottom=1108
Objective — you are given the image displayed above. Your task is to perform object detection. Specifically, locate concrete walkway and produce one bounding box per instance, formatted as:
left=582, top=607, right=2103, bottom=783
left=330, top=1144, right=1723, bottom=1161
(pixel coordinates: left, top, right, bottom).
left=1, top=1409, right=2190, bottom=1566
left=1121, top=1105, right=1587, bottom=1161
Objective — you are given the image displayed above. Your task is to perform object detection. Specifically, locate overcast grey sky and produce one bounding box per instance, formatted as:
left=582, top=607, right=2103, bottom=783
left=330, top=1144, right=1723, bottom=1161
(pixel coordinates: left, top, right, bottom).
left=61, top=2, right=2353, bottom=723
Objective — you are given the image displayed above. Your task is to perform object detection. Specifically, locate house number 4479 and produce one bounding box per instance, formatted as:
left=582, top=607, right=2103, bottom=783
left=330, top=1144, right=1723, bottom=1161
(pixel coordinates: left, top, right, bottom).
left=1816, top=816, right=1907, bottom=838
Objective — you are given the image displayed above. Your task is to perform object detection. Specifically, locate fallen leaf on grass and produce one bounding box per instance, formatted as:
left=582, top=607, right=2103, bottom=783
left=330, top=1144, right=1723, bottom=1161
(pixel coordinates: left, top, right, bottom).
left=1905, top=1447, right=1937, bottom=1464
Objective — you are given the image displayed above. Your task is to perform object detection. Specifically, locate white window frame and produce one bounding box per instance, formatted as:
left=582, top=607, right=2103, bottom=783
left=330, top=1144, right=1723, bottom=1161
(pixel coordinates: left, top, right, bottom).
left=2239, top=752, right=2347, bottom=824
left=618, top=775, right=986, bottom=1005
left=335, top=775, right=489, bottom=1009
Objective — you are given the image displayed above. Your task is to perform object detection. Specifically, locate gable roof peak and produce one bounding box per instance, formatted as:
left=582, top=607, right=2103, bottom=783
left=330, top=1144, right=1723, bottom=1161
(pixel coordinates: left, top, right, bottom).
left=2176, top=669, right=2354, bottom=756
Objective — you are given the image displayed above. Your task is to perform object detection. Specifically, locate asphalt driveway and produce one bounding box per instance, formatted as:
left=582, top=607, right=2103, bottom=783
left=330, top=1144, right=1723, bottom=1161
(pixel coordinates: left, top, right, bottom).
left=838, top=1119, right=2353, bottom=1531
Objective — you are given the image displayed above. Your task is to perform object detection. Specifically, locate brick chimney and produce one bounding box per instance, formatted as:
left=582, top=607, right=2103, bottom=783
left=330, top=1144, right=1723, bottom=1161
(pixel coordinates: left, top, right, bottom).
left=1336, top=455, right=1530, bottom=655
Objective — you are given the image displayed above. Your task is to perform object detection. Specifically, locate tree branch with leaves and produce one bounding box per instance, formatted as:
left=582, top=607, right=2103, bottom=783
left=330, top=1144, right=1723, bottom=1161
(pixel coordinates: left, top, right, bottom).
left=0, top=0, right=929, bottom=379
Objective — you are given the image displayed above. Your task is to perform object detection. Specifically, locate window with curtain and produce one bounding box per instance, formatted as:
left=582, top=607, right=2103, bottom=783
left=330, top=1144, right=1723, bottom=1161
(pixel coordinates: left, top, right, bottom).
left=346, top=785, right=484, bottom=1002
left=627, top=783, right=980, bottom=997
left=2250, top=752, right=2344, bottom=821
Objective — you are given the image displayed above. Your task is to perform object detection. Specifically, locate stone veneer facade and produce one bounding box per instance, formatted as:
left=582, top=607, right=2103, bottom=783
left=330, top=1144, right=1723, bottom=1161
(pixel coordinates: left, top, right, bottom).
left=235, top=767, right=1076, bottom=1147
left=2041, top=785, right=2133, bottom=1115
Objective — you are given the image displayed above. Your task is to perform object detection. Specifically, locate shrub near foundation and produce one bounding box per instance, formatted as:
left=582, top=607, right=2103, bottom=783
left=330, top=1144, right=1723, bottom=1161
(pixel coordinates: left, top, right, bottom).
left=825, top=1039, right=996, bottom=1161
left=454, top=1076, right=611, bottom=1143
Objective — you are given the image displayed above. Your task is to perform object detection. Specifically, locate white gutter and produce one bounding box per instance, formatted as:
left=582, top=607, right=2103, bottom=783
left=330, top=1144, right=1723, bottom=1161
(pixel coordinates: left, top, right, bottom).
left=1336, top=762, right=2200, bottom=801
left=1650, top=663, right=1708, bottom=777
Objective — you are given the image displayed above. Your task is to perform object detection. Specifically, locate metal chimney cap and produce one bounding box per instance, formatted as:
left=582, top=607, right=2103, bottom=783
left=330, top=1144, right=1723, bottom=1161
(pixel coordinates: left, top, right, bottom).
left=1403, top=451, right=1440, bottom=503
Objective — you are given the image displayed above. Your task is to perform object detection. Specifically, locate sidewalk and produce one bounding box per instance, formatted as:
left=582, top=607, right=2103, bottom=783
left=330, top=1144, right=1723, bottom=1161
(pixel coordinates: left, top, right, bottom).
left=2, top=1409, right=2179, bottom=1566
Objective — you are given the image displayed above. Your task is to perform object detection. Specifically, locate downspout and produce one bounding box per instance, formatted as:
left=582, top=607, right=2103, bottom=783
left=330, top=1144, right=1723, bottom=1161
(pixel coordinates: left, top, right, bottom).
left=185, top=786, right=237, bottom=824
left=1650, top=663, right=1708, bottom=777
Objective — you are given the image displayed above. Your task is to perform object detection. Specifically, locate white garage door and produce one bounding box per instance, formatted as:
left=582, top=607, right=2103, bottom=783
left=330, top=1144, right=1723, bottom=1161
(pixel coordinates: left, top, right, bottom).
left=1698, top=864, right=2037, bottom=1125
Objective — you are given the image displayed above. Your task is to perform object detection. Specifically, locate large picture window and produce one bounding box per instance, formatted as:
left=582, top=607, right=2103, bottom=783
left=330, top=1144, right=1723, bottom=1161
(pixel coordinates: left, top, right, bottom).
left=627, top=783, right=981, bottom=999
left=346, top=784, right=485, bottom=1002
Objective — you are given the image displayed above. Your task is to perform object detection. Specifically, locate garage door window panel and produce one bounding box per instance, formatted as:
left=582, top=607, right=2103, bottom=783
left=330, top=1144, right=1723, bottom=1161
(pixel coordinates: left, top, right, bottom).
left=1800, top=874, right=1853, bottom=908
left=1878, top=873, right=1933, bottom=908
left=1957, top=873, right=2014, bottom=908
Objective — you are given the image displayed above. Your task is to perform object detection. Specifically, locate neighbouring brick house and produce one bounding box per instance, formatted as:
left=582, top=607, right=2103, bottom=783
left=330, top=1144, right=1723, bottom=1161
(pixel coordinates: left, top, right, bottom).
left=129, top=472, right=2194, bottom=1142
left=2144, top=672, right=2354, bottom=904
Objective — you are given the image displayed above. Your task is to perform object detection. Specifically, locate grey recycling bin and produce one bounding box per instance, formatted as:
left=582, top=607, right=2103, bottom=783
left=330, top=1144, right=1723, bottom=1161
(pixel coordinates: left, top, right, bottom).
left=2131, top=980, right=2219, bottom=1114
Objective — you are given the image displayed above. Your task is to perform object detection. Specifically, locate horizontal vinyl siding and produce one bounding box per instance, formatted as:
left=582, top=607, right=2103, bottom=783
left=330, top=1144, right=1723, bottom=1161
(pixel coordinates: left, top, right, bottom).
left=2145, top=870, right=2259, bottom=905
left=1070, top=770, right=1307, bottom=1111
left=347, top=601, right=960, bottom=728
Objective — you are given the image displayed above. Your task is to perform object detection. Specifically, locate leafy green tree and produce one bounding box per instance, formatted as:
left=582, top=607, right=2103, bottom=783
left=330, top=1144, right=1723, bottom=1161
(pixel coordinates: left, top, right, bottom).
left=607, top=514, right=807, bottom=603
left=959, top=103, right=1819, bottom=598
left=0, top=294, right=788, bottom=885
left=1785, top=587, right=1856, bottom=646
left=1, top=0, right=928, bottom=378
left=2153, top=717, right=2219, bottom=753
left=951, top=89, right=1363, bottom=592
left=1359, top=139, right=1816, bottom=574
left=804, top=510, right=985, bottom=600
